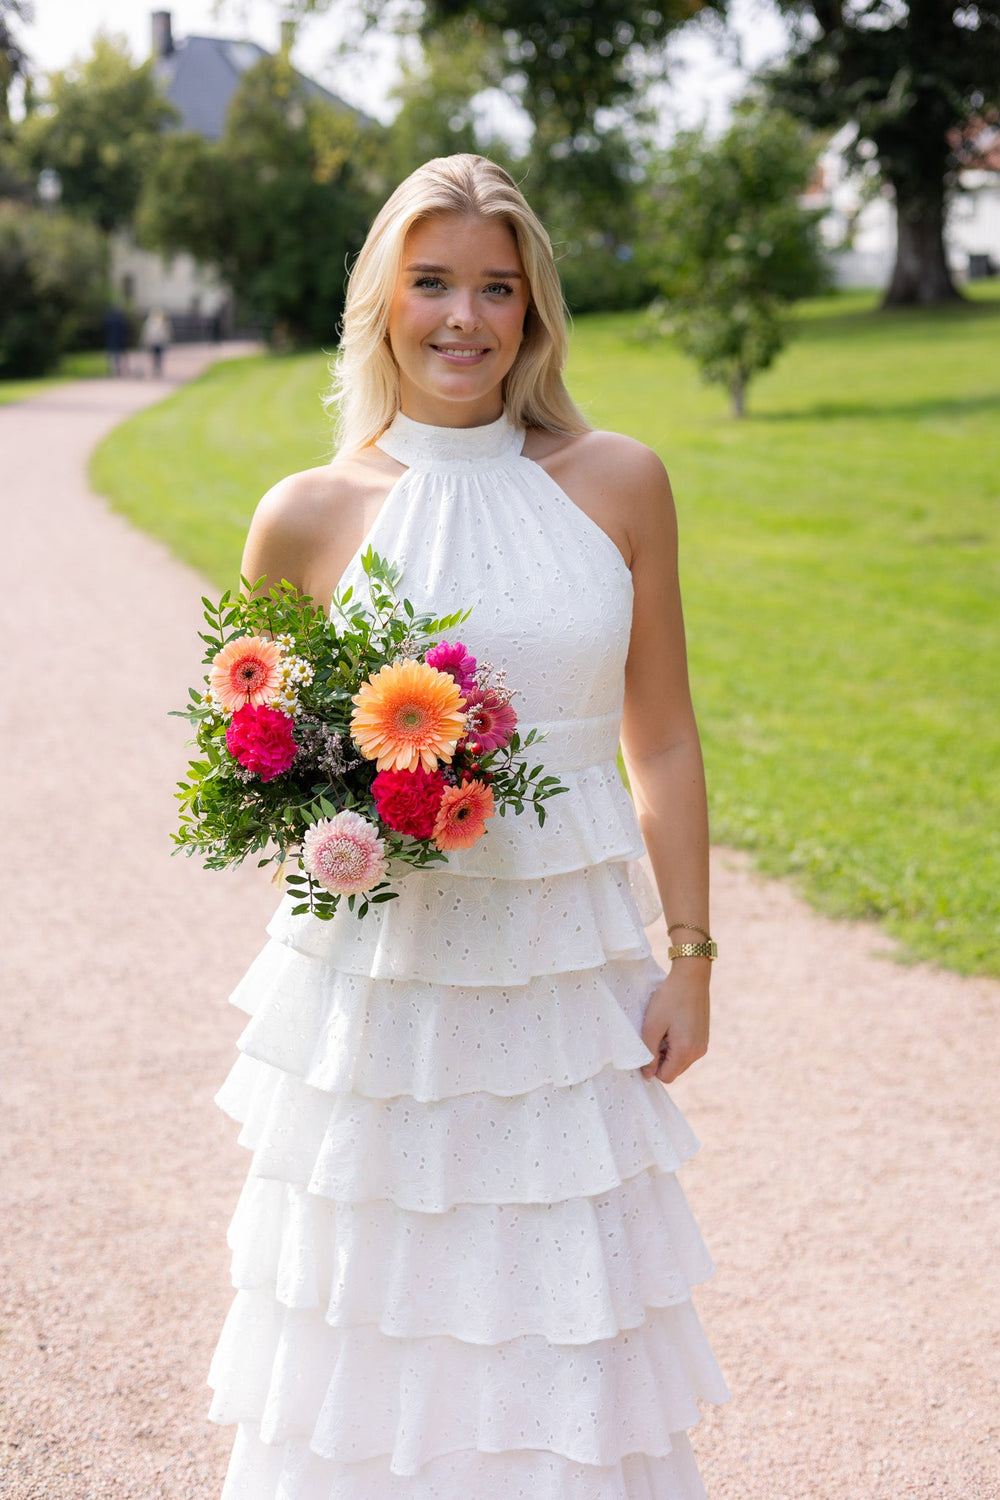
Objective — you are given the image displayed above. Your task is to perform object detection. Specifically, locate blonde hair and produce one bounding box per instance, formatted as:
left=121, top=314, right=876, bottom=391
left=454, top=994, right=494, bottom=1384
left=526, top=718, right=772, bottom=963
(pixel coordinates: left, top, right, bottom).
left=327, top=154, right=590, bottom=453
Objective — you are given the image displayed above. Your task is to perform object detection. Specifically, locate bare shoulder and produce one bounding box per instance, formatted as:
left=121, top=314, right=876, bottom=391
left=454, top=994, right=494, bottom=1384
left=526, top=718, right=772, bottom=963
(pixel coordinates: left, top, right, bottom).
left=242, top=444, right=402, bottom=599
left=527, top=426, right=671, bottom=499
left=252, top=447, right=392, bottom=538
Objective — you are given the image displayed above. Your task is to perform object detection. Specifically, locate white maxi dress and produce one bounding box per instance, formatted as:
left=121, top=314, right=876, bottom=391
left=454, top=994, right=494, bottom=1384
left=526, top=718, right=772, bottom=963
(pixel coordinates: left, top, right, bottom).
left=207, top=410, right=729, bottom=1499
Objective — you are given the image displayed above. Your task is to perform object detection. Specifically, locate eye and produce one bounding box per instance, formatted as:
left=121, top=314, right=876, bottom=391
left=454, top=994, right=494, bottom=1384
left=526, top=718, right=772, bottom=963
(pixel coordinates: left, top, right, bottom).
left=484, top=281, right=515, bottom=297
left=413, top=275, right=445, bottom=291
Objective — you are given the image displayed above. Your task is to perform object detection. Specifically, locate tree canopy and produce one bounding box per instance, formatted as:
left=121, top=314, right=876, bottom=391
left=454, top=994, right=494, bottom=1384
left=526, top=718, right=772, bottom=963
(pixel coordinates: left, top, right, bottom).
left=137, top=53, right=381, bottom=343
left=765, top=1, right=1000, bottom=304
left=16, top=32, right=177, bottom=232
left=0, top=0, right=32, bottom=121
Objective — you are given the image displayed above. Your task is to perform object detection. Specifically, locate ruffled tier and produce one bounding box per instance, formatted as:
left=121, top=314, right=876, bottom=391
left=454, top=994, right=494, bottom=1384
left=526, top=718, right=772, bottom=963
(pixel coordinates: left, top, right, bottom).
left=216, top=1056, right=700, bottom=1212
left=226, top=1166, right=714, bottom=1345
left=230, top=942, right=665, bottom=1102
left=437, top=761, right=645, bottom=879
left=208, top=1294, right=728, bottom=1473
left=221, top=1423, right=708, bottom=1500
left=265, top=860, right=659, bottom=985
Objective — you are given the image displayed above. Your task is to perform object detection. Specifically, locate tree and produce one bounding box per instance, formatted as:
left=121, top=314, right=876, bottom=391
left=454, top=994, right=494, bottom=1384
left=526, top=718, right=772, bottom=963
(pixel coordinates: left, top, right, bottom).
left=764, top=1, right=1000, bottom=306
left=0, top=199, right=107, bottom=375
left=382, top=14, right=504, bottom=186
left=0, top=0, right=32, bottom=122
left=137, top=53, right=382, bottom=344
left=638, top=103, right=828, bottom=416
left=16, top=31, right=176, bottom=231
left=277, top=0, right=725, bottom=245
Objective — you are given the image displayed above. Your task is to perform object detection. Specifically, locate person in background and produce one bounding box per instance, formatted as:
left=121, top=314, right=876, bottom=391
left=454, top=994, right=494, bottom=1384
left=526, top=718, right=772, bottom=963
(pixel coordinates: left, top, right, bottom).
left=140, top=307, right=171, bottom=377
left=102, top=304, right=129, bottom=377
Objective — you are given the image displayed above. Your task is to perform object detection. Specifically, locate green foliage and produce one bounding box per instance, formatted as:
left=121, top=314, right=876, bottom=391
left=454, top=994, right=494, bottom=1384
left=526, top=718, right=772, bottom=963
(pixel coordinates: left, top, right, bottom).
left=765, top=2, right=1000, bottom=304
left=0, top=0, right=32, bottom=121
left=287, top=0, right=725, bottom=287
left=383, top=15, right=502, bottom=185
left=137, top=53, right=382, bottom=344
left=638, top=104, right=828, bottom=414
left=0, top=199, right=107, bottom=375
left=16, top=31, right=177, bottom=232
left=92, top=289, right=1000, bottom=973
left=372, top=0, right=723, bottom=135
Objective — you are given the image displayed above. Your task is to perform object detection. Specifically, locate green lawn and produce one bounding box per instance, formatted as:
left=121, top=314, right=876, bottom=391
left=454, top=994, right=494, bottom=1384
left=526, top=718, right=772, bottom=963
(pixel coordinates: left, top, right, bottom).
left=0, top=349, right=108, bottom=404
left=91, top=287, right=1000, bottom=976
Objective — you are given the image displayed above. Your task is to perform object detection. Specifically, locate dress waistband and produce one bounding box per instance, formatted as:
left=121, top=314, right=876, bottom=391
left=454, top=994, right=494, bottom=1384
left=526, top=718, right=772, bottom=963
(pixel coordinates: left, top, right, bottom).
left=521, top=712, right=621, bottom=774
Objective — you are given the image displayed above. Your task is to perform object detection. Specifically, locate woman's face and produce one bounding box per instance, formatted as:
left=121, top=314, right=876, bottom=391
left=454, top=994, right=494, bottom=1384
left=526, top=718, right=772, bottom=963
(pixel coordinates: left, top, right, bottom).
left=387, top=213, right=530, bottom=427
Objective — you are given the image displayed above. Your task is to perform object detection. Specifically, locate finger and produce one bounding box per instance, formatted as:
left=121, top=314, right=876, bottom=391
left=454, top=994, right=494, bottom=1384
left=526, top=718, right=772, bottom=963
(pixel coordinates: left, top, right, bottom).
left=657, top=1045, right=700, bottom=1085
left=640, top=1040, right=667, bottom=1080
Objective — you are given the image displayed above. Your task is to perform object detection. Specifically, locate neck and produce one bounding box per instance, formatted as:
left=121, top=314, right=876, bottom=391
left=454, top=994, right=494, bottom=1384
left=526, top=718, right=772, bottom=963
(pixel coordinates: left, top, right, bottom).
left=397, top=386, right=505, bottom=430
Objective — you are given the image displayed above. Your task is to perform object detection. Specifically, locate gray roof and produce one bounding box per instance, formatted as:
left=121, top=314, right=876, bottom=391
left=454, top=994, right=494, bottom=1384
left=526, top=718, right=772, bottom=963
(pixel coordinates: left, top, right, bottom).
left=154, top=34, right=368, bottom=141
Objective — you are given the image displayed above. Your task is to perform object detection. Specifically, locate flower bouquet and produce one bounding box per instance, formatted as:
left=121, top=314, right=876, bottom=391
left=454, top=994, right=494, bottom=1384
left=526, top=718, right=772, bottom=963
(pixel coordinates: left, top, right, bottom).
left=172, top=548, right=566, bottom=919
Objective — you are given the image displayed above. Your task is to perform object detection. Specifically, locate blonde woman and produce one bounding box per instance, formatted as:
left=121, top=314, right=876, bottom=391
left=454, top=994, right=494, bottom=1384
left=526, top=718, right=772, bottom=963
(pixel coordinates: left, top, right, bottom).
left=208, top=154, right=728, bottom=1498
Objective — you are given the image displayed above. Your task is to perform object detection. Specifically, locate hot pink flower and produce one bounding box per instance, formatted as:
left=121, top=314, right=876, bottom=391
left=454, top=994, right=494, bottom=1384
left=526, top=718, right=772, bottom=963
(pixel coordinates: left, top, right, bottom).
left=226, top=704, right=297, bottom=781
left=372, top=765, right=447, bottom=839
left=461, top=688, right=518, bottom=753
left=425, top=641, right=478, bottom=697
left=302, top=811, right=387, bottom=896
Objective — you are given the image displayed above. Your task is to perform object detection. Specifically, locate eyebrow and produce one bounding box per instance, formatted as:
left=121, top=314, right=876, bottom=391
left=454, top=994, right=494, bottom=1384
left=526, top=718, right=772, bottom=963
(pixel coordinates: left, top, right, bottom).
left=405, top=262, right=524, bottom=278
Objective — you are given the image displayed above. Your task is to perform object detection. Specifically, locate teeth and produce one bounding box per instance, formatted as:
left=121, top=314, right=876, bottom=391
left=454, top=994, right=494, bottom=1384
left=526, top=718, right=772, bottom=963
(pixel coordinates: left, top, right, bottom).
left=436, top=348, right=486, bottom=358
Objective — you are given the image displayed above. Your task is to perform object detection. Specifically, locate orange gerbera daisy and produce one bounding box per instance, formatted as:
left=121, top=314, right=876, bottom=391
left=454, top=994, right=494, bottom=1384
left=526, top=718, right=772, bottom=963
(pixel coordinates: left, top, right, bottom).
left=209, top=635, right=283, bottom=713
left=432, top=778, right=495, bottom=850
left=350, top=659, right=466, bottom=773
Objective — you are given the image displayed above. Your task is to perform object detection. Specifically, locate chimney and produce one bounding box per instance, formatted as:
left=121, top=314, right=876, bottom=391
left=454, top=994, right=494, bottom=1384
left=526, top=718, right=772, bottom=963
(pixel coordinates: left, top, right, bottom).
left=151, top=11, right=174, bottom=60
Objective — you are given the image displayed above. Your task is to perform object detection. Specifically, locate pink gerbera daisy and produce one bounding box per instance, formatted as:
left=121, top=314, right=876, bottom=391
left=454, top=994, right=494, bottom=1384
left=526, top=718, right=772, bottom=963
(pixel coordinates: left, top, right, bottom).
left=461, top=688, right=518, bottom=753
left=302, top=811, right=387, bottom=896
left=210, top=635, right=282, bottom=713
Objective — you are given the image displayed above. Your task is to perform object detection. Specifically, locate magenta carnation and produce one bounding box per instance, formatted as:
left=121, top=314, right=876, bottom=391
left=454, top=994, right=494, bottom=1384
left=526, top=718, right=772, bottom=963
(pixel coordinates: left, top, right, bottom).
left=462, top=688, right=518, bottom=753
left=302, top=811, right=387, bottom=896
left=372, top=764, right=447, bottom=839
left=424, top=640, right=477, bottom=697
left=226, top=703, right=298, bottom=781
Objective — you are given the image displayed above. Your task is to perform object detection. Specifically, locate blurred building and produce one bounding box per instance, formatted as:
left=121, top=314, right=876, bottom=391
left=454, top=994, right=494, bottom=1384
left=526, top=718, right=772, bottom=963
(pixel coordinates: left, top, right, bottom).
left=111, top=10, right=363, bottom=338
left=803, top=121, right=1000, bottom=288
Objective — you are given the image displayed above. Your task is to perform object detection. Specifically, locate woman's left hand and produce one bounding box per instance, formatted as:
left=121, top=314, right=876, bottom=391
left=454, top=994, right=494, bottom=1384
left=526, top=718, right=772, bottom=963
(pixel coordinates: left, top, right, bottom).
left=639, top=966, right=711, bottom=1085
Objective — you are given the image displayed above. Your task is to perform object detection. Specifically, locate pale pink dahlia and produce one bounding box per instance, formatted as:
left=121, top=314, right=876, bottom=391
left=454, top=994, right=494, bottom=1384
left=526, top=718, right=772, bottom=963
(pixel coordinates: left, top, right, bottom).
left=462, top=687, right=518, bottom=753
left=425, top=641, right=478, bottom=697
left=302, top=811, right=387, bottom=896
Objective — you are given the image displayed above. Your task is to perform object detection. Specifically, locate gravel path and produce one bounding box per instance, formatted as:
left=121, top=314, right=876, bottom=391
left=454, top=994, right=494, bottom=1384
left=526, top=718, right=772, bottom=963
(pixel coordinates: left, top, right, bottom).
left=1, top=354, right=997, bottom=1499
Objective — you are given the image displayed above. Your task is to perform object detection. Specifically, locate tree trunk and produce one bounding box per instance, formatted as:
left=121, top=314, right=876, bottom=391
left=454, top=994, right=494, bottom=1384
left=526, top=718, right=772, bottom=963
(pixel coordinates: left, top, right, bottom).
left=730, top=372, right=746, bottom=418
left=883, top=189, right=963, bottom=307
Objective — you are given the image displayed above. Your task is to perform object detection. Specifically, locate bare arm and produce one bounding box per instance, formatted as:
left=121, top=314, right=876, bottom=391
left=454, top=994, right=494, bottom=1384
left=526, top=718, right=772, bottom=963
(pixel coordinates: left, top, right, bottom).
left=617, top=443, right=712, bottom=1085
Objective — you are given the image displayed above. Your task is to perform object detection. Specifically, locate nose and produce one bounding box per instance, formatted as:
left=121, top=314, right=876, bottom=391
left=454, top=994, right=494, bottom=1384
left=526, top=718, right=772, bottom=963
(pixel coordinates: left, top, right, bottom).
left=446, top=290, right=480, bottom=330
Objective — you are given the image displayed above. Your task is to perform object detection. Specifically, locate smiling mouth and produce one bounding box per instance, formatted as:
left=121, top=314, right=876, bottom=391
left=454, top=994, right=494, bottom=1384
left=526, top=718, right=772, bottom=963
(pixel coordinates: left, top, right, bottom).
left=430, top=345, right=490, bottom=359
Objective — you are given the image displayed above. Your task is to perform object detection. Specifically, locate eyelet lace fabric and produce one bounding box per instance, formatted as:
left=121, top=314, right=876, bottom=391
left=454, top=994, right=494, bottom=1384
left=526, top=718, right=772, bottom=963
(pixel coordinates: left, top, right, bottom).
left=209, top=410, right=729, bottom=1498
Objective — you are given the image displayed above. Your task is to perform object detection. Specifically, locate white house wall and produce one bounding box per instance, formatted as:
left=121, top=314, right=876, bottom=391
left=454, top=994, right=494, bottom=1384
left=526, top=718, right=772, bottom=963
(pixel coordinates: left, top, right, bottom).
left=110, top=230, right=230, bottom=318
